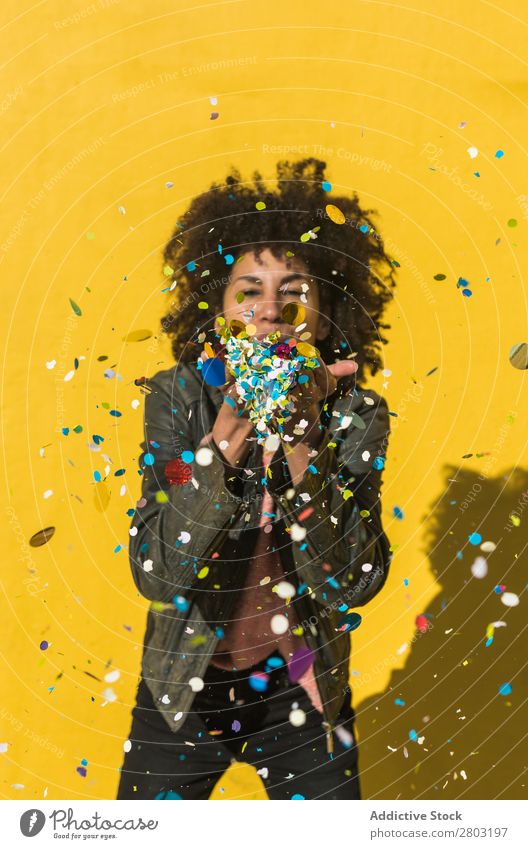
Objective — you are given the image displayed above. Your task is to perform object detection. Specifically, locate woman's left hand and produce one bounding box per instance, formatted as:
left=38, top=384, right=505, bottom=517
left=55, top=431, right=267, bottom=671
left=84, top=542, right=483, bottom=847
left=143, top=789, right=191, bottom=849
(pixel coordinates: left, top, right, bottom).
left=281, top=357, right=359, bottom=443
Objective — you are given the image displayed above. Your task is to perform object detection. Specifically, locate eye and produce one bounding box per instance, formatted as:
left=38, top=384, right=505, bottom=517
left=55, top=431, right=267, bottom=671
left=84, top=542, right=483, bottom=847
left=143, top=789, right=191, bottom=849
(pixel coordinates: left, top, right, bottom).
left=242, top=288, right=260, bottom=296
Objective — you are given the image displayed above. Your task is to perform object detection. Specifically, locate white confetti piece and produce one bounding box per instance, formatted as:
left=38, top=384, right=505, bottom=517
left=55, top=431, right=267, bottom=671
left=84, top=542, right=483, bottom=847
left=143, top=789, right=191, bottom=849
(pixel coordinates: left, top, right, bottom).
left=501, top=592, right=519, bottom=607
left=178, top=531, right=191, bottom=544
left=289, top=708, right=306, bottom=727
left=290, top=523, right=306, bottom=542
left=46, top=360, right=56, bottom=370
left=189, top=677, right=204, bottom=692
left=104, top=669, right=120, bottom=683
left=43, top=490, right=53, bottom=499
left=195, top=447, right=213, bottom=466
left=123, top=739, right=132, bottom=752
left=142, top=559, right=153, bottom=572
left=161, top=694, right=171, bottom=704
left=274, top=581, right=296, bottom=599
left=471, top=556, right=487, bottom=579
left=270, top=613, right=289, bottom=634
left=467, top=146, right=478, bottom=158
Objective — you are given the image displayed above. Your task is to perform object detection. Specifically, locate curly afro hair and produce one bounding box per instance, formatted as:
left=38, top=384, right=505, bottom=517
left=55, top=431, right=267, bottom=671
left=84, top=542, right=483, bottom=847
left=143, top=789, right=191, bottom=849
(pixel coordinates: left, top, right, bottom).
left=160, top=158, right=397, bottom=385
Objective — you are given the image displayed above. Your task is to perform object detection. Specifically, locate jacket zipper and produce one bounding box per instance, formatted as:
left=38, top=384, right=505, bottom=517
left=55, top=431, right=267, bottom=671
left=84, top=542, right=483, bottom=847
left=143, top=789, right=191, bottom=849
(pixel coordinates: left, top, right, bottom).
left=201, top=497, right=248, bottom=562
left=275, top=493, right=335, bottom=755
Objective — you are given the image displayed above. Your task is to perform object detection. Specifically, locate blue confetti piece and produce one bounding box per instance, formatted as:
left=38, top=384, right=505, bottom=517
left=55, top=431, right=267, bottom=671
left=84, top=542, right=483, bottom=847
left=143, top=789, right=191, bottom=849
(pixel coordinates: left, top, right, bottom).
left=359, top=224, right=369, bottom=233
left=394, top=698, right=405, bottom=706
left=498, top=682, right=512, bottom=696
left=322, top=180, right=332, bottom=191
left=224, top=254, right=234, bottom=265
left=468, top=532, right=482, bottom=545
left=202, top=358, right=226, bottom=387
left=373, top=456, right=385, bottom=470
left=495, top=149, right=504, bottom=158
left=393, top=506, right=404, bottom=520
left=186, top=261, right=196, bottom=271
left=409, top=729, right=418, bottom=741
left=94, top=470, right=102, bottom=482
left=181, top=450, right=194, bottom=464
left=143, top=453, right=155, bottom=466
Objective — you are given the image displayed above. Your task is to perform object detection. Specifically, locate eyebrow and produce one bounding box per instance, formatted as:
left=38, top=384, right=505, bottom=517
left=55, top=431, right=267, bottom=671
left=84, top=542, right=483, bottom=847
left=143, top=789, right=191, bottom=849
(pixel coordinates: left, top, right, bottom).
left=232, top=273, right=309, bottom=285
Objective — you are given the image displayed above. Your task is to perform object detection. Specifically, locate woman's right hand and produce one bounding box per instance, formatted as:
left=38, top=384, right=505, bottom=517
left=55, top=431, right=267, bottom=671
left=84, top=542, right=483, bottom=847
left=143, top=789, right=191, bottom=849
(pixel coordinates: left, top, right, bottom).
left=211, top=371, right=254, bottom=466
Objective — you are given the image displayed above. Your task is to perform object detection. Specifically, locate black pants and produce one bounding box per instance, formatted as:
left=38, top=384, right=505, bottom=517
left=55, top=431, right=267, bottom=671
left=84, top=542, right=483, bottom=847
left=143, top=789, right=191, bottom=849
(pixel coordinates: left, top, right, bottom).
left=116, top=650, right=361, bottom=800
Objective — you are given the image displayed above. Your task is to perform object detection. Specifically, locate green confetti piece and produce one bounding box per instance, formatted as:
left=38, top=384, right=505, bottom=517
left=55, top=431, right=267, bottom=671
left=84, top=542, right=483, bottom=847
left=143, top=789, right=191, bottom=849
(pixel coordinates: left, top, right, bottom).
left=69, top=298, right=82, bottom=316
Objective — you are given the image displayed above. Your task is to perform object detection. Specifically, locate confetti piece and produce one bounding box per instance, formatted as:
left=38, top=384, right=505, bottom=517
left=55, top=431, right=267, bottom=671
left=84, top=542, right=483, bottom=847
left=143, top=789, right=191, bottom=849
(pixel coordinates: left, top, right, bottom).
left=29, top=527, right=55, bottom=547
left=471, top=556, right=487, bottom=578
left=188, top=677, right=204, bottom=692
left=164, top=458, right=192, bottom=486
left=274, top=580, right=296, bottom=599
left=498, top=682, right=512, bottom=696
left=289, top=708, right=306, bottom=727
left=336, top=612, right=362, bottom=632
left=201, top=357, right=226, bottom=386
left=325, top=204, right=345, bottom=224
left=287, top=647, right=315, bottom=682
left=509, top=342, right=528, bottom=370
left=270, top=614, right=289, bottom=634
left=195, top=447, right=213, bottom=466
left=248, top=672, right=269, bottom=692
left=501, top=592, right=519, bottom=607
left=123, top=330, right=152, bottom=342
left=468, top=532, right=482, bottom=545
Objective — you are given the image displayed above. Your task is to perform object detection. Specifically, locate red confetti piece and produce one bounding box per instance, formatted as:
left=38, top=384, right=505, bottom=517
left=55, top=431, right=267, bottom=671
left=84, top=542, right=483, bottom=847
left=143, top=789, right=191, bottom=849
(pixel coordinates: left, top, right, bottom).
left=415, top=614, right=429, bottom=633
left=298, top=506, right=314, bottom=522
left=164, top=458, right=192, bottom=486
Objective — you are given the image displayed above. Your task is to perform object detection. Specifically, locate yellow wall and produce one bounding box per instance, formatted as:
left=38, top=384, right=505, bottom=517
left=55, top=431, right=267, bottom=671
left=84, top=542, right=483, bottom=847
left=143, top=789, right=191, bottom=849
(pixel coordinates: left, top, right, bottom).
left=1, top=0, right=526, bottom=800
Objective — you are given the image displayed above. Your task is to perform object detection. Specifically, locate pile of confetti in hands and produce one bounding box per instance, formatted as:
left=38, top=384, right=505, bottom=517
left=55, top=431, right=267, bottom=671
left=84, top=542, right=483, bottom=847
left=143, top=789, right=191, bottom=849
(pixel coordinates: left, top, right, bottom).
left=196, top=318, right=321, bottom=442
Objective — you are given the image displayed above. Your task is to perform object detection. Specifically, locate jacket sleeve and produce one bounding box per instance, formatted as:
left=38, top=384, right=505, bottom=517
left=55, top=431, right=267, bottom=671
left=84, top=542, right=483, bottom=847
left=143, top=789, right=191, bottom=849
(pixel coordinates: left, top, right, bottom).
left=127, top=371, right=246, bottom=603
left=268, top=392, right=392, bottom=610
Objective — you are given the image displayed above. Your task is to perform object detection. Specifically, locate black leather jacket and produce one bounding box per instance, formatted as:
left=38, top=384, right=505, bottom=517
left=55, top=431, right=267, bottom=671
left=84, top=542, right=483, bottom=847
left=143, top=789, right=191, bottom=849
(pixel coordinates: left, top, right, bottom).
left=128, top=361, right=392, bottom=754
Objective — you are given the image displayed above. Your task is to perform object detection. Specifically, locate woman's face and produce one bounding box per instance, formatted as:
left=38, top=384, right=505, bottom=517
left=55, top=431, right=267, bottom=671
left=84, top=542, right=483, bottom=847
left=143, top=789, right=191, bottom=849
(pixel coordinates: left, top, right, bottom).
left=220, top=248, right=330, bottom=344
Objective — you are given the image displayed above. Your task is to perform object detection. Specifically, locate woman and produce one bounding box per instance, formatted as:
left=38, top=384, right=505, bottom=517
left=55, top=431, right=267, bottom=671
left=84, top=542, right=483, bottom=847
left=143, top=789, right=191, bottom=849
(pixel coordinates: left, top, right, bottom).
left=117, top=158, right=396, bottom=800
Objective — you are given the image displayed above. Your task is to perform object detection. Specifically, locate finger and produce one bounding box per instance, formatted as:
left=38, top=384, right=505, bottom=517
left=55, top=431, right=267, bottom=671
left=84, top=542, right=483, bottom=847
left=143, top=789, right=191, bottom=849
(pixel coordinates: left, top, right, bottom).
left=327, top=359, right=358, bottom=378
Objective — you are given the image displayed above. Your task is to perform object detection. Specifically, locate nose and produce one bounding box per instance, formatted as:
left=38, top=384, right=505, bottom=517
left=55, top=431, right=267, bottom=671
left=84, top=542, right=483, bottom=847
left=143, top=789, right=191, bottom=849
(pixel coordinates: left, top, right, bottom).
left=256, top=297, right=282, bottom=324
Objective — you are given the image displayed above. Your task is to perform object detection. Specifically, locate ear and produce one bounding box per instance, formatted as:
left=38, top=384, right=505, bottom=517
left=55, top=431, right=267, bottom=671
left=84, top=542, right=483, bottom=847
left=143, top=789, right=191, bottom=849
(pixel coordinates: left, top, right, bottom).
left=315, top=314, right=331, bottom=341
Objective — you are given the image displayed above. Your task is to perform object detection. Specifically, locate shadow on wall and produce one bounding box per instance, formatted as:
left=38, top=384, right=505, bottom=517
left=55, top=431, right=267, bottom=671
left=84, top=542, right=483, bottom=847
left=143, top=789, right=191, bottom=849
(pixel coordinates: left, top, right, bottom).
left=356, top=465, right=527, bottom=800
